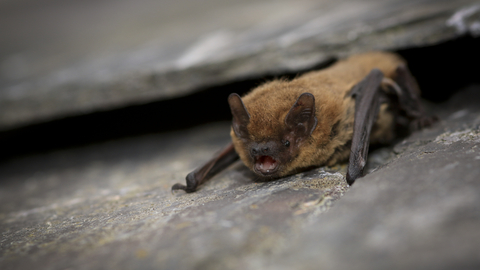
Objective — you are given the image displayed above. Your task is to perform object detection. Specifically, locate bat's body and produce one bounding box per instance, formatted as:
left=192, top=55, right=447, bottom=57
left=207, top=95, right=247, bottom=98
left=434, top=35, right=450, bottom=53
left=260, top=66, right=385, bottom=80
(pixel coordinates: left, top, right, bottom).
left=232, top=52, right=401, bottom=178
left=172, top=52, right=435, bottom=193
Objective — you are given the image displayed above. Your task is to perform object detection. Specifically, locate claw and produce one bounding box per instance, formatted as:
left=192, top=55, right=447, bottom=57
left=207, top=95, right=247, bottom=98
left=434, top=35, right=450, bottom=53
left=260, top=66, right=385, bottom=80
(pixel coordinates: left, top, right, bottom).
left=171, top=171, right=199, bottom=194
left=171, top=183, right=188, bottom=194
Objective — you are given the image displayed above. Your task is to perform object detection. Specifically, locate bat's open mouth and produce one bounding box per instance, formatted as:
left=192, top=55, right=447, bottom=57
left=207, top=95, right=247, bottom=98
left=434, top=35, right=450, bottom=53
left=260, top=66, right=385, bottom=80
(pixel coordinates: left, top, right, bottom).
left=254, top=155, right=278, bottom=175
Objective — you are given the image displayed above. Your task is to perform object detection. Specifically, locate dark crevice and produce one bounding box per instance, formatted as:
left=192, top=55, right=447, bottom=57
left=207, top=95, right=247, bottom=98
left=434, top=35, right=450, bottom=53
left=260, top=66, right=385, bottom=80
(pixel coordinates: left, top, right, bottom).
left=0, top=36, right=478, bottom=162
left=397, top=35, right=480, bottom=102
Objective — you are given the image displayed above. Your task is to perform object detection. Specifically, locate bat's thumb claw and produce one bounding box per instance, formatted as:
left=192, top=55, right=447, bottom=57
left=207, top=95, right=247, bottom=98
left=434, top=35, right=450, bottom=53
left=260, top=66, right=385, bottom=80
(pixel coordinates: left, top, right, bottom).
left=171, top=183, right=188, bottom=194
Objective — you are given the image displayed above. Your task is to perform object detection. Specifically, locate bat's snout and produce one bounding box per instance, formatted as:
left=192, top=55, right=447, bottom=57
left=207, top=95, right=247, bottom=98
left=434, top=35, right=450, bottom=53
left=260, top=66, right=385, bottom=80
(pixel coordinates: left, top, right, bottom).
left=249, top=141, right=281, bottom=176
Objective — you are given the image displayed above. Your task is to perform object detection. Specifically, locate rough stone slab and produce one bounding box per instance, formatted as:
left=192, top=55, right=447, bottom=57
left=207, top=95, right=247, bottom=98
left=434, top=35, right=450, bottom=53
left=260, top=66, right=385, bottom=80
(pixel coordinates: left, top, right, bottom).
left=0, top=122, right=349, bottom=269
left=1, top=0, right=479, bottom=130
left=1, top=85, right=480, bottom=269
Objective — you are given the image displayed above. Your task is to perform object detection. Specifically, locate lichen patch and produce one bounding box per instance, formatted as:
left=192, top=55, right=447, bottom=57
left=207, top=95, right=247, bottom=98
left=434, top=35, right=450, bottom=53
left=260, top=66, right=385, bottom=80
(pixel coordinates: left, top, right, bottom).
left=434, top=129, right=480, bottom=145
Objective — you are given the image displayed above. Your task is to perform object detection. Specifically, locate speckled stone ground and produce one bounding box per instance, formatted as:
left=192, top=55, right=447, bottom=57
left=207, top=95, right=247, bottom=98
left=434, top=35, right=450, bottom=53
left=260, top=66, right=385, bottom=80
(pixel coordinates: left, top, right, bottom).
left=1, top=85, right=479, bottom=270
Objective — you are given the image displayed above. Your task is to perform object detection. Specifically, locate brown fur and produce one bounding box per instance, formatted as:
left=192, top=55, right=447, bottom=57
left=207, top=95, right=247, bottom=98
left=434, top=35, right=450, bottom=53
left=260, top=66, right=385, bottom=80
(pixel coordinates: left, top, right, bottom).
left=231, top=52, right=405, bottom=177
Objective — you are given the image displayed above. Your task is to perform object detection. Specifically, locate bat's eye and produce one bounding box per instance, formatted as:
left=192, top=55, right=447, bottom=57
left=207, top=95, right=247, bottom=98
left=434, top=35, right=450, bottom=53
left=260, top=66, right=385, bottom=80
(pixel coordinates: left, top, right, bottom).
left=284, top=140, right=290, bottom=147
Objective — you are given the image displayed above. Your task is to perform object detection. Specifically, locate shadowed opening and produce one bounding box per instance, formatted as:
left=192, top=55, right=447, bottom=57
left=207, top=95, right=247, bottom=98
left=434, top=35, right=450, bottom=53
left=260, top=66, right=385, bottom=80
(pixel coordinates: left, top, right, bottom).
left=0, top=36, right=478, bottom=162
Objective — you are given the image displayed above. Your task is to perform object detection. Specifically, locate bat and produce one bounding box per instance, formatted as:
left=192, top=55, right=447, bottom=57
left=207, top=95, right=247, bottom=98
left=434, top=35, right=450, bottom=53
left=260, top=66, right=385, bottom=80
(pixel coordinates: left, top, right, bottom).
left=172, top=52, right=436, bottom=193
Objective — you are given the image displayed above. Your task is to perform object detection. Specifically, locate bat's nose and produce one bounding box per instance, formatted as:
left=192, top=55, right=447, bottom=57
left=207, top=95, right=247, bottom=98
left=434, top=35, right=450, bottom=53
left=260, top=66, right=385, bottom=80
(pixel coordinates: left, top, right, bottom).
left=250, top=141, right=276, bottom=157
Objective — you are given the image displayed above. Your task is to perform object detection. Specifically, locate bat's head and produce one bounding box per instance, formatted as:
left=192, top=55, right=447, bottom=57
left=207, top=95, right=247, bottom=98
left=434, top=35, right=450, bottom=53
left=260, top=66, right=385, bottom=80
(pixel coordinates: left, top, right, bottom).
left=228, top=92, right=317, bottom=178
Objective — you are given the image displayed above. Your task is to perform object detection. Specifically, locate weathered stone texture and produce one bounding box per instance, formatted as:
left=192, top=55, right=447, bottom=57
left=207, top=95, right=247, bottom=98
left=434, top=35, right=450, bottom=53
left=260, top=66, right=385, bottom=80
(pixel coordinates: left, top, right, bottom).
left=1, top=0, right=479, bottom=130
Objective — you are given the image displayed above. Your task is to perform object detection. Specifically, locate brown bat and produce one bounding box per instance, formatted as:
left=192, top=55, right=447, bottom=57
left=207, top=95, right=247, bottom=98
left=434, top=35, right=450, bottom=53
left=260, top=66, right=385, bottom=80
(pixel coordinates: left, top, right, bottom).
left=172, top=52, right=436, bottom=193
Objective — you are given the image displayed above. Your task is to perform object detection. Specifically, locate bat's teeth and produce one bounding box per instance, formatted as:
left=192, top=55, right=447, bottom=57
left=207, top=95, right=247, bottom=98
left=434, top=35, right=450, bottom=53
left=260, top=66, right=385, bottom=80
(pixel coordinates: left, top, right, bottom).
left=255, top=155, right=278, bottom=175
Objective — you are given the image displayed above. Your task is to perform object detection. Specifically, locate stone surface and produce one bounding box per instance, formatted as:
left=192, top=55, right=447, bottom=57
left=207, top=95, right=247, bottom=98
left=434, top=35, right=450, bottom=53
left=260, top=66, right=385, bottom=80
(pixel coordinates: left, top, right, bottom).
left=1, top=0, right=480, bottom=130
left=1, top=85, right=479, bottom=270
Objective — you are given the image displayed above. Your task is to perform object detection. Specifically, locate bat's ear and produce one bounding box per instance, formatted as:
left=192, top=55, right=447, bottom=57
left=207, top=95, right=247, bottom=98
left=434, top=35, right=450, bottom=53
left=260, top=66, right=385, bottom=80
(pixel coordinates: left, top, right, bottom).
left=285, top=93, right=317, bottom=140
left=228, top=93, right=250, bottom=138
